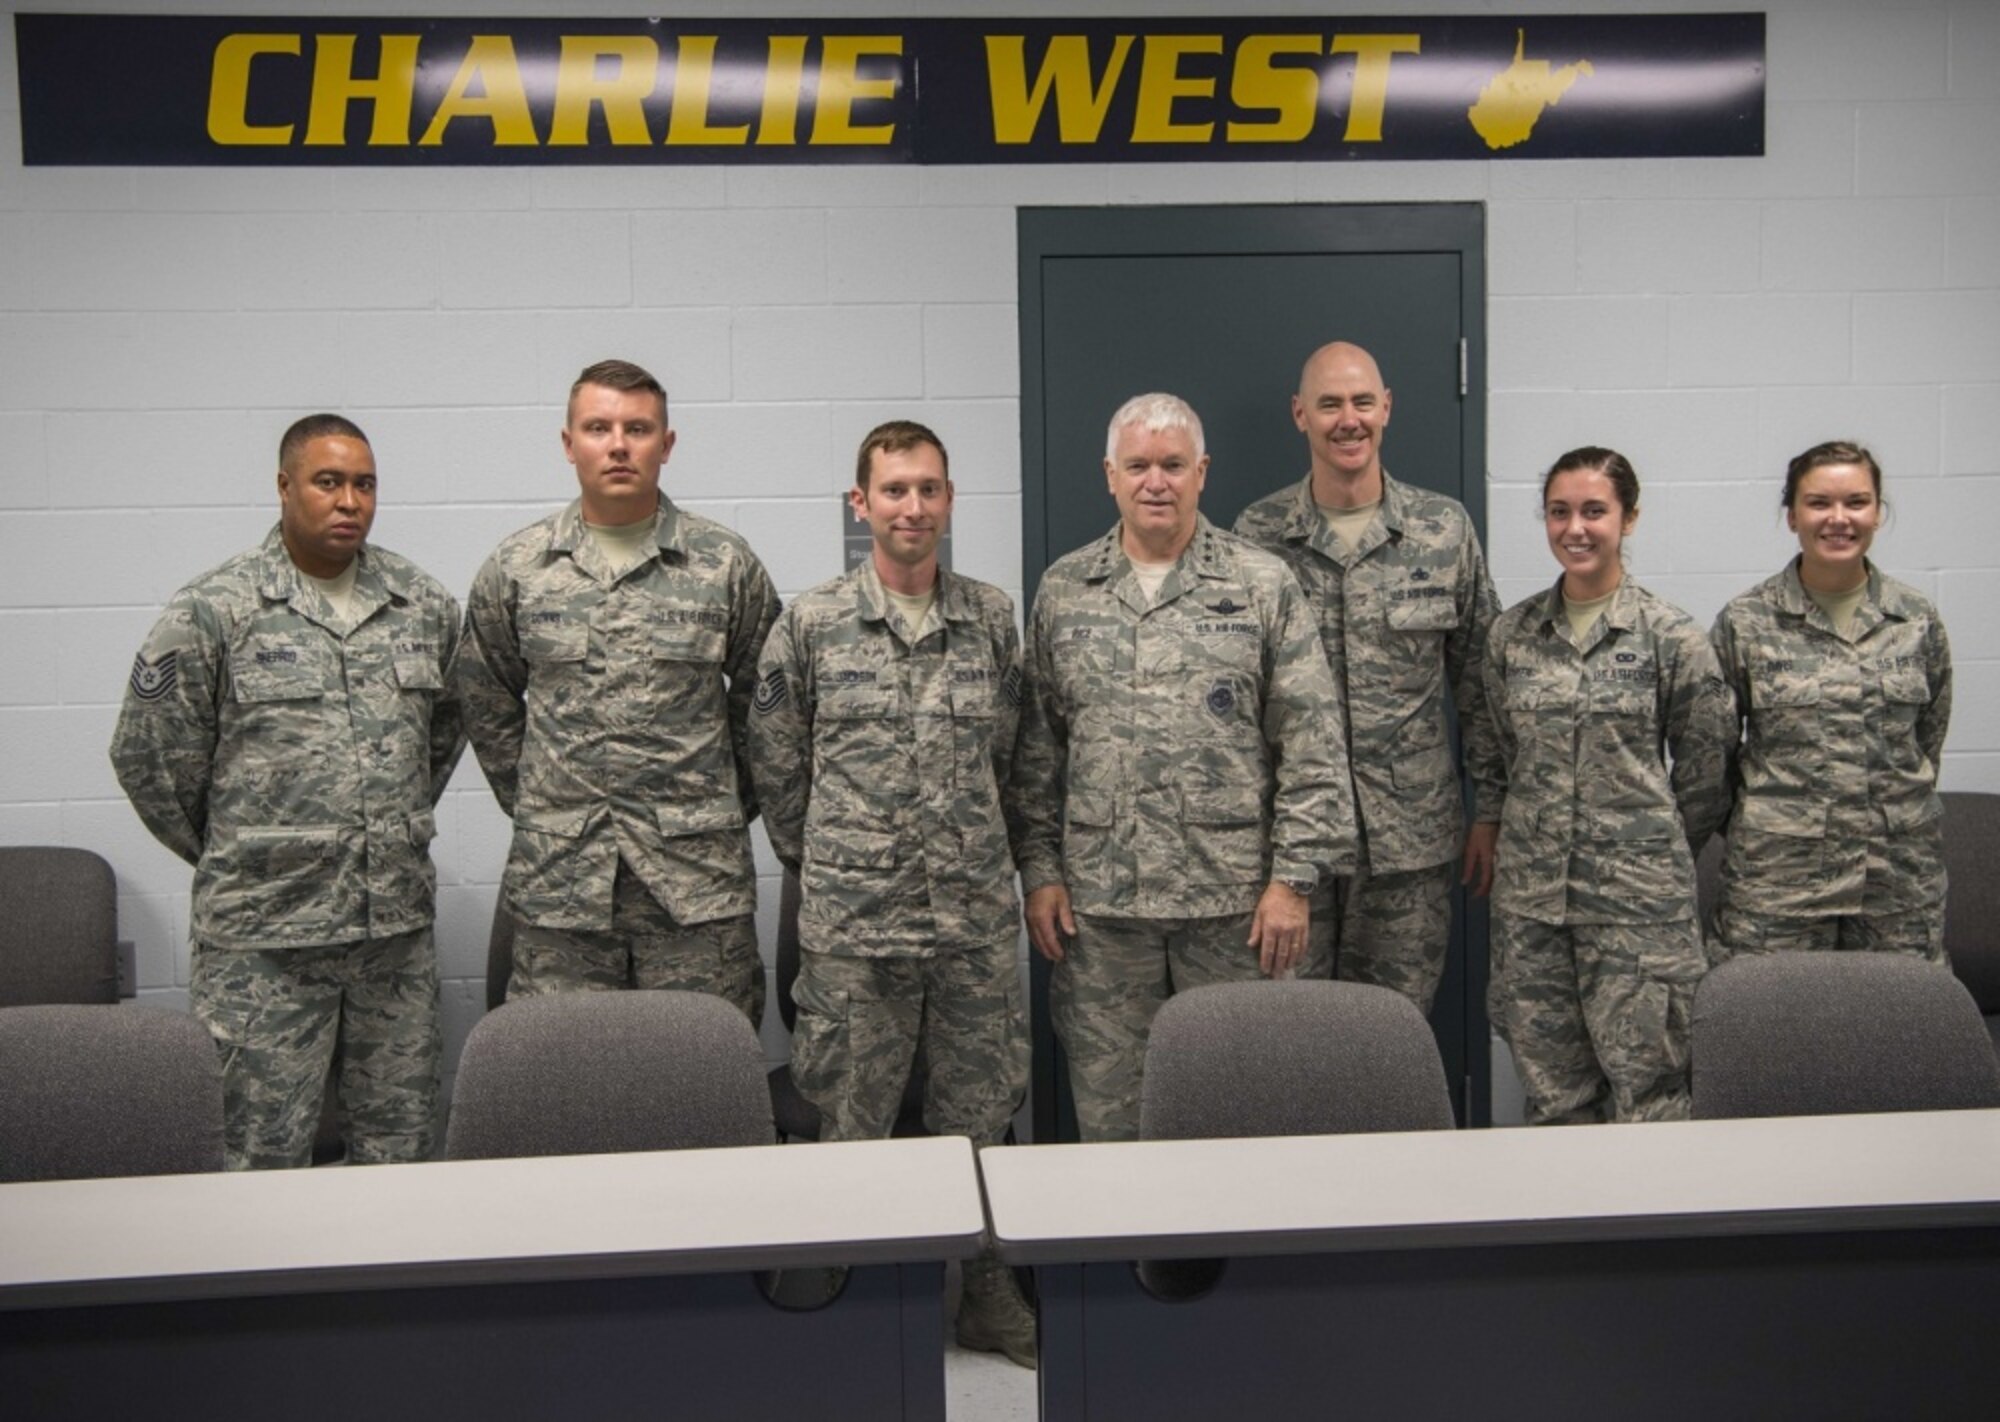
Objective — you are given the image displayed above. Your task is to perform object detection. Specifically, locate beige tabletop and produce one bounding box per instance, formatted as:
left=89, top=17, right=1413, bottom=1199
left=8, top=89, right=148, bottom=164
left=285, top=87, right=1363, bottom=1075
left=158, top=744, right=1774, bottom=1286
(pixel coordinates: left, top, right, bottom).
left=0, top=1134, right=987, bottom=1309
left=979, top=1109, right=2000, bottom=1264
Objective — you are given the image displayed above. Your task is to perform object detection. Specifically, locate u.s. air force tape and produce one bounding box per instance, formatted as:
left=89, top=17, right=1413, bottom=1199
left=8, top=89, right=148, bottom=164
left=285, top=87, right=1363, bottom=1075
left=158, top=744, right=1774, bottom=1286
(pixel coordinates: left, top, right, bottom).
left=129, top=651, right=179, bottom=702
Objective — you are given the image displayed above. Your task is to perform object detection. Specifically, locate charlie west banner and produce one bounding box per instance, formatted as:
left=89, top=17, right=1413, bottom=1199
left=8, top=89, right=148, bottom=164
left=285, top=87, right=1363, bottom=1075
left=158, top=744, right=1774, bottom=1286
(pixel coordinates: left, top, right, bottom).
left=15, top=12, right=1764, bottom=166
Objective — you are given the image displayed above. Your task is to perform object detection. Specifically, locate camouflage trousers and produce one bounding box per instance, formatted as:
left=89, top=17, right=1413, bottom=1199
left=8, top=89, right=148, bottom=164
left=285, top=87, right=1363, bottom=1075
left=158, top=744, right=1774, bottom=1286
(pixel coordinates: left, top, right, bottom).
left=1055, top=911, right=1332, bottom=1142
left=1712, top=901, right=1945, bottom=965
left=791, top=937, right=1027, bottom=1145
left=1488, top=915, right=1704, bottom=1125
left=509, top=860, right=765, bottom=1027
left=1318, top=860, right=1457, bottom=1015
left=189, top=928, right=439, bottom=1170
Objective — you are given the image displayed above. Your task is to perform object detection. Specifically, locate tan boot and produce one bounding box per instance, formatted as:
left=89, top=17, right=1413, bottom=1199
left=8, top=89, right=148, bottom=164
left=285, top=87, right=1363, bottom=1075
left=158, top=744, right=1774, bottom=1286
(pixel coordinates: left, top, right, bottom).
left=956, top=1252, right=1037, bottom=1368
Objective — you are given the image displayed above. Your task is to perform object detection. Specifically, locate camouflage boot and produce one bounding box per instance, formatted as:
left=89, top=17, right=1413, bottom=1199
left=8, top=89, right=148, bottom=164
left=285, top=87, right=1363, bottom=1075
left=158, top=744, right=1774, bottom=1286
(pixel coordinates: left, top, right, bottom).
left=956, top=1251, right=1037, bottom=1368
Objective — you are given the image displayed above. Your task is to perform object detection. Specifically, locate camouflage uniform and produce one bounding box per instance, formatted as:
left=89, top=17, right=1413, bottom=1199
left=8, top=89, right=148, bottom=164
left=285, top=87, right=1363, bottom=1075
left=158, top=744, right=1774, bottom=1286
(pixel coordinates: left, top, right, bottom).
left=1710, top=561, right=1951, bottom=960
left=1233, top=472, right=1500, bottom=1012
left=458, top=497, right=779, bottom=1022
left=1013, top=516, right=1358, bottom=1140
left=1475, top=579, right=1736, bottom=1124
left=109, top=526, right=463, bottom=1168
left=749, top=562, right=1028, bottom=1144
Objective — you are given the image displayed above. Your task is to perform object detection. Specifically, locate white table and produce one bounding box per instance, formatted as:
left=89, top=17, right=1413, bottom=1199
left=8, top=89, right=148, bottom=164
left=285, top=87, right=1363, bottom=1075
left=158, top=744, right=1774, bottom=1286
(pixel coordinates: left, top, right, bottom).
left=983, top=1111, right=2000, bottom=1421
left=1, top=1135, right=987, bottom=1421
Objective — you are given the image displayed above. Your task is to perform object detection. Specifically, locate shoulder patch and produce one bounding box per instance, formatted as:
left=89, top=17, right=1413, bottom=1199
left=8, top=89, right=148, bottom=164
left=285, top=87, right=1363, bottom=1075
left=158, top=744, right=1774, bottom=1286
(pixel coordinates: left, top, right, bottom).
left=129, top=651, right=179, bottom=702
left=751, top=664, right=788, bottom=715
left=1002, top=664, right=1024, bottom=707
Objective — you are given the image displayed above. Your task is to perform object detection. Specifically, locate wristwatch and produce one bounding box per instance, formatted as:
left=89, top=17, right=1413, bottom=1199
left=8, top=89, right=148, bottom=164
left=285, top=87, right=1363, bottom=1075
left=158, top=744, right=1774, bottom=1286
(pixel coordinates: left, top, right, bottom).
left=1277, top=874, right=1316, bottom=897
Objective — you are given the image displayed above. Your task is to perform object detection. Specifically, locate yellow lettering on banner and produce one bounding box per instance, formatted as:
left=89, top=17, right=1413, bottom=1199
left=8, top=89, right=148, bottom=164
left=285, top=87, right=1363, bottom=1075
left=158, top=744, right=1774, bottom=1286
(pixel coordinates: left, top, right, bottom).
left=1131, top=34, right=1221, bottom=143
left=208, top=33, right=299, bottom=146
left=417, top=35, right=539, bottom=146
left=757, top=36, right=809, bottom=146
left=1226, top=35, right=1321, bottom=142
left=1330, top=34, right=1419, bottom=142
left=986, top=35, right=1135, bottom=144
left=812, top=36, right=901, bottom=144
left=304, top=35, right=419, bottom=146
left=667, top=36, right=750, bottom=145
left=550, top=36, right=659, bottom=145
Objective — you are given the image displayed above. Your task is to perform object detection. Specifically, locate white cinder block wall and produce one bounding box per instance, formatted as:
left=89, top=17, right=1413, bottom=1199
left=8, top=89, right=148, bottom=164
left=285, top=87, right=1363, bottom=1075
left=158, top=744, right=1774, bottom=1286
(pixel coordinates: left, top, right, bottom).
left=3, top=0, right=1997, bottom=1102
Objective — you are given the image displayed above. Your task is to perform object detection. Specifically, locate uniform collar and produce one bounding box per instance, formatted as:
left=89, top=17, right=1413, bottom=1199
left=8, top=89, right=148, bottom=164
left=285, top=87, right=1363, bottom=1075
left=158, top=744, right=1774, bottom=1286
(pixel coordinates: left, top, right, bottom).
left=1280, top=469, right=1406, bottom=558
left=548, top=496, right=686, bottom=559
left=1780, top=556, right=1910, bottom=637
left=1081, top=514, right=1234, bottom=613
left=853, top=559, right=975, bottom=624
left=1084, top=512, right=1233, bottom=581
left=1533, top=574, right=1642, bottom=639
left=256, top=523, right=401, bottom=622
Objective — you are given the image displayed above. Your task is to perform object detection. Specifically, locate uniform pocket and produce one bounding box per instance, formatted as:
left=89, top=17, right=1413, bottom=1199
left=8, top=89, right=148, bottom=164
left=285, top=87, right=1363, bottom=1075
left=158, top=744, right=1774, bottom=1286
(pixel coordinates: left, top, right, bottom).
left=653, top=624, right=727, bottom=665
left=789, top=970, right=850, bottom=1106
left=231, top=642, right=325, bottom=703
left=1182, top=785, right=1268, bottom=886
left=216, top=824, right=348, bottom=936
left=1385, top=594, right=1459, bottom=632
left=808, top=826, right=898, bottom=871
left=1747, top=670, right=1820, bottom=750
left=654, top=797, right=753, bottom=910
left=520, top=611, right=587, bottom=664
left=1730, top=796, right=1825, bottom=880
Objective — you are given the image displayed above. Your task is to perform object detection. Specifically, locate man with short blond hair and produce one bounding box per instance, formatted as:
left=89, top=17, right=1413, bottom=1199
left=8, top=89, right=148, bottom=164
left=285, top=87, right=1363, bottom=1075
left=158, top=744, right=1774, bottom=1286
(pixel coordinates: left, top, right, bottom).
left=459, top=359, right=779, bottom=1019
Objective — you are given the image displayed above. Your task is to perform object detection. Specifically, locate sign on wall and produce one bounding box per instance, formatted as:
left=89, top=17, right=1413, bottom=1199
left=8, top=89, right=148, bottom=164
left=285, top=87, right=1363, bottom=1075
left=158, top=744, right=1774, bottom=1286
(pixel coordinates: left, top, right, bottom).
left=15, top=12, right=1764, bottom=166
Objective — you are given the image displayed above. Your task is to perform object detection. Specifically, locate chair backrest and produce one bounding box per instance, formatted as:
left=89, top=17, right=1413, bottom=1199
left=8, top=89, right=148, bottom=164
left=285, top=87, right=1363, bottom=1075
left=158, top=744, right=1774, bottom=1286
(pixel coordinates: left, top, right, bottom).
left=1694, top=833, right=1726, bottom=944
left=1942, top=791, right=2000, bottom=1015
left=1140, top=981, right=1456, bottom=1140
left=485, top=896, right=517, bottom=1011
left=774, top=868, right=803, bottom=1032
left=0, top=1004, right=226, bottom=1182
left=0, top=846, right=120, bottom=1006
left=1691, top=952, right=2000, bottom=1119
left=445, top=990, right=775, bottom=1159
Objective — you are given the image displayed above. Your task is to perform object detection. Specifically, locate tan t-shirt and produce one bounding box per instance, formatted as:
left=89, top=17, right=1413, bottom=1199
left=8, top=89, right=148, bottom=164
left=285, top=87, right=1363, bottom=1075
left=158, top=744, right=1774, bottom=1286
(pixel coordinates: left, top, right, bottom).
left=584, top=515, right=657, bottom=580
left=302, top=561, right=359, bottom=625
left=883, top=585, right=938, bottom=642
left=1807, top=581, right=1869, bottom=638
left=1130, top=555, right=1176, bottom=603
left=1318, top=497, right=1381, bottom=555
left=1563, top=587, right=1617, bottom=641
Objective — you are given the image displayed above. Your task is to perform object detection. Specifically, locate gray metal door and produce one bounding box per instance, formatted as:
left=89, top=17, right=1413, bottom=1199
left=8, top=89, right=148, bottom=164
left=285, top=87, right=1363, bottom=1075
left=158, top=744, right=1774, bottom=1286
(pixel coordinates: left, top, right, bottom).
left=1017, top=202, right=1489, bottom=1135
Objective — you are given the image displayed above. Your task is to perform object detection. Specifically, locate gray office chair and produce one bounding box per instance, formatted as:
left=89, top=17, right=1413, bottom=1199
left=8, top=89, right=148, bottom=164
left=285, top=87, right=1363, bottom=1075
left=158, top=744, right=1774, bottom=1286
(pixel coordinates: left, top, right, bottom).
left=1693, top=832, right=1726, bottom=946
left=445, top=989, right=774, bottom=1159
left=0, top=845, right=121, bottom=1006
left=1141, top=980, right=1456, bottom=1140
left=1941, top=791, right=2000, bottom=1053
left=1691, top=951, right=2000, bottom=1119
left=0, top=1004, right=226, bottom=1181
left=485, top=894, right=519, bottom=1011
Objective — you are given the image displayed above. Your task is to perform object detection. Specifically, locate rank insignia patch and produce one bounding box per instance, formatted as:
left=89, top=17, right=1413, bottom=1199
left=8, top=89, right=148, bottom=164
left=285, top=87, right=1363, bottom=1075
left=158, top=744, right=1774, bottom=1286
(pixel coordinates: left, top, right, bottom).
left=129, top=651, right=178, bottom=702
left=751, top=665, right=788, bottom=714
